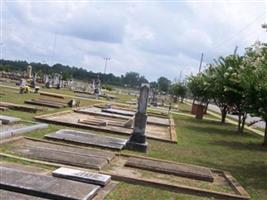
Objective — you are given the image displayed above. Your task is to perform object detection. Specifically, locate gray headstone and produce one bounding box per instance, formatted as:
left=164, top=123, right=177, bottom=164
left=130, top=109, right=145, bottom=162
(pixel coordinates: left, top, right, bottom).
left=53, top=167, right=111, bottom=186
left=137, top=84, right=150, bottom=114
left=126, top=84, right=150, bottom=152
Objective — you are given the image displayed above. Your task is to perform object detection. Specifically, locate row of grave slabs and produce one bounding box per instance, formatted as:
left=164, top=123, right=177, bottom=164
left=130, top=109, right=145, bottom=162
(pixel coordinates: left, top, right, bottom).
left=34, top=103, right=177, bottom=143
left=0, top=102, right=250, bottom=200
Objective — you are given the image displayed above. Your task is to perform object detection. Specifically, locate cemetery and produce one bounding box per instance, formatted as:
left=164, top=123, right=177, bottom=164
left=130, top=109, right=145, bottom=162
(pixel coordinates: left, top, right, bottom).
left=1, top=77, right=262, bottom=200
left=0, top=40, right=266, bottom=200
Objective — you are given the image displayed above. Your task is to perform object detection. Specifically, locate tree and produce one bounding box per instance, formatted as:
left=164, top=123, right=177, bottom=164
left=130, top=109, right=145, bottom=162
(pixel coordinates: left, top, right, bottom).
left=170, top=82, right=187, bottom=103
left=0, top=59, right=148, bottom=88
left=187, top=73, right=209, bottom=104
left=149, top=81, right=158, bottom=89
left=242, top=42, right=267, bottom=145
left=215, top=55, right=248, bottom=132
left=157, top=76, right=171, bottom=93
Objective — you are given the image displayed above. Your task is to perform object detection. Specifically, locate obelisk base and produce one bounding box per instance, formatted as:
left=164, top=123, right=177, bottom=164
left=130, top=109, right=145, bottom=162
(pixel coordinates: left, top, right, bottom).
left=126, top=141, right=148, bottom=152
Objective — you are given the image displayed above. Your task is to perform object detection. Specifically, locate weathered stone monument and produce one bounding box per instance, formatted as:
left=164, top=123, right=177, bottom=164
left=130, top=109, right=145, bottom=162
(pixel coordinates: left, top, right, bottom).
left=95, top=77, right=101, bottom=95
left=56, top=75, right=62, bottom=89
left=31, top=72, right=36, bottom=88
left=26, top=65, right=32, bottom=79
left=151, top=88, right=158, bottom=106
left=126, top=83, right=150, bottom=152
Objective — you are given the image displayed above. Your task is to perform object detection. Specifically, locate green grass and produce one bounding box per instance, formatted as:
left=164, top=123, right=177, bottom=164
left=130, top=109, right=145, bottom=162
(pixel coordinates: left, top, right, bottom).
left=107, top=115, right=267, bottom=200
left=1, top=86, right=267, bottom=199
left=107, top=183, right=210, bottom=200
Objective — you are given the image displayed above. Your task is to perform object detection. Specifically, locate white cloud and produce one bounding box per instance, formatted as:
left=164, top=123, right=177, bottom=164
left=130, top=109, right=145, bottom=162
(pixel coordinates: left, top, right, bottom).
left=2, top=1, right=266, bottom=81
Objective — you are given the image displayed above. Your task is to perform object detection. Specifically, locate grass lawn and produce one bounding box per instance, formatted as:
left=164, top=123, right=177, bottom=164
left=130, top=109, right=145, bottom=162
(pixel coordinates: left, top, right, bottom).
left=1, top=86, right=266, bottom=199
left=106, top=115, right=267, bottom=200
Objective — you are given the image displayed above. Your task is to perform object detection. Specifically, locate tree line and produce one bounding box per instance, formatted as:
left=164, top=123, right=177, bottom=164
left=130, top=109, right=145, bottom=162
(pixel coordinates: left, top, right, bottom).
left=0, top=59, right=181, bottom=92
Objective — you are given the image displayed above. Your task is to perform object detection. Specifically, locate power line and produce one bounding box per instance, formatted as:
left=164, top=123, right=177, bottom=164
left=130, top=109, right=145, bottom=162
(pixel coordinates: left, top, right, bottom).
left=211, top=12, right=266, bottom=55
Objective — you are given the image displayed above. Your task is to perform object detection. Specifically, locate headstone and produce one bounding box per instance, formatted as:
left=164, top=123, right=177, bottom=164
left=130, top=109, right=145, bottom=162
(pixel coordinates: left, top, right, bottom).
left=126, top=83, right=150, bottom=152
left=53, top=167, right=111, bottom=186
left=26, top=65, right=32, bottom=78
left=19, top=78, right=26, bottom=87
left=56, top=75, right=62, bottom=89
left=151, top=88, right=158, bottom=106
left=94, top=77, right=101, bottom=96
left=31, top=72, right=36, bottom=88
left=0, top=167, right=100, bottom=200
left=45, top=76, right=52, bottom=88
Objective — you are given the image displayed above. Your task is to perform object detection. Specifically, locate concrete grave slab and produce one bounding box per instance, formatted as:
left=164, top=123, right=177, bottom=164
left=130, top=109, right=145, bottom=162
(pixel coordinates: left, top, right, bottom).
left=75, top=106, right=169, bottom=126
left=35, top=110, right=177, bottom=143
left=14, top=145, right=108, bottom=170
left=25, top=99, right=65, bottom=108
left=0, top=101, right=44, bottom=113
left=0, top=149, right=249, bottom=200
left=9, top=138, right=115, bottom=170
left=102, top=108, right=135, bottom=116
left=0, top=190, right=49, bottom=200
left=125, top=157, right=214, bottom=182
left=45, top=129, right=127, bottom=150
left=0, top=166, right=100, bottom=200
left=53, top=167, right=111, bottom=186
left=0, top=121, right=48, bottom=140
left=0, top=115, right=21, bottom=124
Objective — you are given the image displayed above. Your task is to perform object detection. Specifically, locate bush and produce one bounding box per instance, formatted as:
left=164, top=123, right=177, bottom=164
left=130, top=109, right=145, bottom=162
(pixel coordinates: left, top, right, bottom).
left=102, top=84, right=113, bottom=91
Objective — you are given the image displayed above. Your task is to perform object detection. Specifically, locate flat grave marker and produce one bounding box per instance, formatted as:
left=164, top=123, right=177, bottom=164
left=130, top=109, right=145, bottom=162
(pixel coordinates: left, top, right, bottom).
left=53, top=167, right=111, bottom=186
left=10, top=138, right=115, bottom=170
left=45, top=129, right=127, bottom=150
left=102, top=108, right=135, bottom=116
left=125, top=157, right=214, bottom=182
left=0, top=189, right=48, bottom=200
left=0, top=115, right=21, bottom=124
left=0, top=166, right=100, bottom=200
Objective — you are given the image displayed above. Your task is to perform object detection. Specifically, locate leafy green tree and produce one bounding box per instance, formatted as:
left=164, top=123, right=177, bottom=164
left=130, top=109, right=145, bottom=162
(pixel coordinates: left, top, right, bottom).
left=170, top=82, right=187, bottom=103
left=149, top=81, right=158, bottom=89
left=214, top=55, right=248, bottom=131
left=242, top=42, right=267, bottom=145
left=0, top=59, right=148, bottom=88
left=157, top=76, right=171, bottom=93
left=187, top=73, right=209, bottom=104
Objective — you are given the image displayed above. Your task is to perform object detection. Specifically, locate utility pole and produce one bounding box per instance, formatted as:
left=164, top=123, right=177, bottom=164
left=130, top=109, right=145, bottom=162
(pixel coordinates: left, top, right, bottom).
left=234, top=46, right=238, bottom=55
left=198, top=53, right=204, bottom=73
left=103, top=57, right=111, bottom=74
left=262, top=23, right=267, bottom=31
left=179, top=70, right=183, bottom=83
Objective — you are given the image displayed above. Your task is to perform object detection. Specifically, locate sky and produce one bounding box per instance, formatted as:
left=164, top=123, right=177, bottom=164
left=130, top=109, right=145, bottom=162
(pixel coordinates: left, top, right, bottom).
left=1, top=0, right=267, bottom=81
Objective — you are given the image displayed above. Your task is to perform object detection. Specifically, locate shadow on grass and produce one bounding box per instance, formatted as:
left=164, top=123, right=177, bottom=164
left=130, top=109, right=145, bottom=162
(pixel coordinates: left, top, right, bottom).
left=185, top=125, right=258, bottom=139
left=210, top=140, right=267, bottom=152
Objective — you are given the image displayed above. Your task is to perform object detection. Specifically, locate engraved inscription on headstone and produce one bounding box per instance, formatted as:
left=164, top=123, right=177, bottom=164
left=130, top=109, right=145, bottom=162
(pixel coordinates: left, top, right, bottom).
left=53, top=167, right=111, bottom=186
